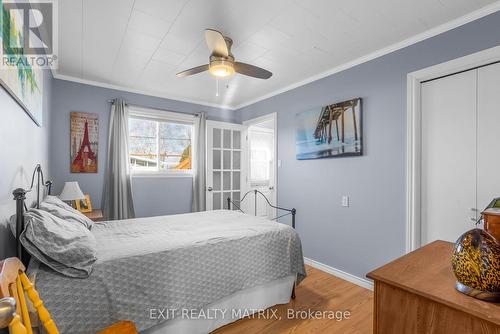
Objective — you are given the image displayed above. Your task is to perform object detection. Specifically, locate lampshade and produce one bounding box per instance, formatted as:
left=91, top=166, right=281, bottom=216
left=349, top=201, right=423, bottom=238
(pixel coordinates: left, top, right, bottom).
left=59, top=182, right=85, bottom=201
left=209, top=59, right=235, bottom=78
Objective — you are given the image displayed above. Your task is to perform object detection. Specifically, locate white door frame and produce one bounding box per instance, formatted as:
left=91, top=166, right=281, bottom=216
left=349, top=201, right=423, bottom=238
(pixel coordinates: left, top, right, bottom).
left=242, top=112, right=278, bottom=210
left=406, top=45, right=500, bottom=253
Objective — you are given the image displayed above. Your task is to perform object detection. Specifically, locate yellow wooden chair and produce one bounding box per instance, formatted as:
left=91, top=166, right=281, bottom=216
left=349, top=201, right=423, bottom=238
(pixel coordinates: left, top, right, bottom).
left=0, top=257, right=138, bottom=334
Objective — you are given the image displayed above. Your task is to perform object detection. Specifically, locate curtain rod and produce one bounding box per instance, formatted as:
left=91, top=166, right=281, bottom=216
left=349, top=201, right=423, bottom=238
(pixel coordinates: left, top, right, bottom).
left=106, top=99, right=203, bottom=117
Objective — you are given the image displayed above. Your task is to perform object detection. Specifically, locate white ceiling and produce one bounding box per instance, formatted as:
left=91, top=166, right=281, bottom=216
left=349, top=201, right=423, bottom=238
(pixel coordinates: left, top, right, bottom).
left=57, top=0, right=500, bottom=109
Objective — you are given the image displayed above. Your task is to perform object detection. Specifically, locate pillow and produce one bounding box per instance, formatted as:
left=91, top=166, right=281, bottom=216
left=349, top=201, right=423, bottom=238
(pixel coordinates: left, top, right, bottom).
left=42, top=195, right=73, bottom=209
left=13, top=209, right=97, bottom=278
left=39, top=195, right=94, bottom=230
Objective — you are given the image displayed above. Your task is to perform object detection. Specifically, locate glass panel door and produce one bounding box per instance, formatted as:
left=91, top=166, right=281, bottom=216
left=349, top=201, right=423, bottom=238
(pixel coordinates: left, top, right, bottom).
left=206, top=121, right=243, bottom=211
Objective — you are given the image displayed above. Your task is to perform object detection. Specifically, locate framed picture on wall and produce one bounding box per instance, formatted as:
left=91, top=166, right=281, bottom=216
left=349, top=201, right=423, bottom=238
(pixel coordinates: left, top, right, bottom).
left=0, top=4, right=44, bottom=126
left=295, top=98, right=362, bottom=160
left=71, top=112, right=98, bottom=173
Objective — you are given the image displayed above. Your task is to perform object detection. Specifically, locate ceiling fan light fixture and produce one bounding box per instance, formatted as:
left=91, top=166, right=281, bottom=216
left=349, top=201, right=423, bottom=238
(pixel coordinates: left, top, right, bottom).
left=176, top=29, right=272, bottom=80
left=209, top=59, right=235, bottom=78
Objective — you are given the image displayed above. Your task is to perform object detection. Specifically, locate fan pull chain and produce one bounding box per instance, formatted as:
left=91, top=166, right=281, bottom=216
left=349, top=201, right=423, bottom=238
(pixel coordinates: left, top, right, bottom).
left=216, top=78, right=219, bottom=97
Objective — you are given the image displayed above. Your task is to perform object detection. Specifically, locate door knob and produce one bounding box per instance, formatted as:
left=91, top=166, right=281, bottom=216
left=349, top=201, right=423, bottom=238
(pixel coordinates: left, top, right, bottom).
left=207, top=187, right=213, bottom=191
left=269, top=186, right=274, bottom=190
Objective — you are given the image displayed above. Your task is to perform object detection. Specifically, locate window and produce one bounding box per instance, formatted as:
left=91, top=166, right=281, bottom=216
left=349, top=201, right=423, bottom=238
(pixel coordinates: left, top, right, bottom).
left=248, top=129, right=273, bottom=185
left=250, top=148, right=270, bottom=183
left=128, top=109, right=194, bottom=175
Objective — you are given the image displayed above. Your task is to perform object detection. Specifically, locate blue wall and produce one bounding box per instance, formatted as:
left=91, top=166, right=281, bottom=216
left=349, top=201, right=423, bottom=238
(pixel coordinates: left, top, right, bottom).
left=237, top=11, right=500, bottom=279
left=5, top=10, right=499, bottom=281
left=0, top=70, right=53, bottom=259
left=50, top=79, right=237, bottom=218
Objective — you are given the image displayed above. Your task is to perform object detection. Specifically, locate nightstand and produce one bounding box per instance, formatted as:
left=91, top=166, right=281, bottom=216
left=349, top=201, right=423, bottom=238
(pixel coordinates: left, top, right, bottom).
left=83, top=209, right=104, bottom=222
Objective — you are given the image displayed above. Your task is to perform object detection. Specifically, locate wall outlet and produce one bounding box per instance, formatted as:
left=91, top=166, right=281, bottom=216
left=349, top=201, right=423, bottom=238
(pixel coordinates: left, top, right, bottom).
left=342, top=195, right=349, bottom=207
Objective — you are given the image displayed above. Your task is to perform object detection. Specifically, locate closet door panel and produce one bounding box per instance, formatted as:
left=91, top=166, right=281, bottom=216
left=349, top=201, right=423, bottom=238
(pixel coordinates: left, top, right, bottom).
left=421, top=70, right=477, bottom=245
left=477, top=63, right=500, bottom=213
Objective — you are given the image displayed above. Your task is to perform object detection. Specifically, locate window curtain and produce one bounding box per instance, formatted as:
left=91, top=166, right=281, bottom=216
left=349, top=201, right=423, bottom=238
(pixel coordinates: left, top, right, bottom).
left=102, top=98, right=135, bottom=220
left=192, top=112, right=206, bottom=212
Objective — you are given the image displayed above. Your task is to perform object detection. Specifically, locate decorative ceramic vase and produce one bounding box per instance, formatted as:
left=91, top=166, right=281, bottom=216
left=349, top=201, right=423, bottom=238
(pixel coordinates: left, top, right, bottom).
left=451, top=228, right=500, bottom=302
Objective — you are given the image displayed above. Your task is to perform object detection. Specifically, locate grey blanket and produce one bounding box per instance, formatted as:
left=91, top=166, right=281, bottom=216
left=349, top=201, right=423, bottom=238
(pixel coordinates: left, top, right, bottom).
left=31, top=210, right=306, bottom=333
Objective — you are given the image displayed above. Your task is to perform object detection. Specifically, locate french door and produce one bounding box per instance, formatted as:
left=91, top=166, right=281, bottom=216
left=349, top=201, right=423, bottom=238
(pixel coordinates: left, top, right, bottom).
left=206, top=121, right=244, bottom=211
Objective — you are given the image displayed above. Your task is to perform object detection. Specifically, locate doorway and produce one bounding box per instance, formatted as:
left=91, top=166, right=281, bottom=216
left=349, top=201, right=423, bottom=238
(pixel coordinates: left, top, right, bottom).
left=242, top=113, right=277, bottom=219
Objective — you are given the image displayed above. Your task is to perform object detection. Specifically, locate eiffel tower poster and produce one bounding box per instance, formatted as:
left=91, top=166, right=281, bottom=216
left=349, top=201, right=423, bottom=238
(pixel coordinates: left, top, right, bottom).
left=70, top=112, right=98, bottom=173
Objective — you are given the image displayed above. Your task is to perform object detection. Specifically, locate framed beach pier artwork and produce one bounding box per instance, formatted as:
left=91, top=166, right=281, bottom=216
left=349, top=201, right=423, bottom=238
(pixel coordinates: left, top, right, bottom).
left=0, top=2, right=44, bottom=125
left=296, top=98, right=362, bottom=160
left=71, top=112, right=98, bottom=173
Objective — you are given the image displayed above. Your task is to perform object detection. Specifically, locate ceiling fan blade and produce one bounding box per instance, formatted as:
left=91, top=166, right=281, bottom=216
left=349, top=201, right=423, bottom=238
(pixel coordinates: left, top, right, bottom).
left=205, top=29, right=228, bottom=57
left=176, top=64, right=209, bottom=77
left=234, top=62, right=272, bottom=79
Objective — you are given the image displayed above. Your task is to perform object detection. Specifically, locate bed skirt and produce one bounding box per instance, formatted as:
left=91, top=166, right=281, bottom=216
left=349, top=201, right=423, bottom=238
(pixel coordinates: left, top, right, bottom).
left=142, top=275, right=295, bottom=334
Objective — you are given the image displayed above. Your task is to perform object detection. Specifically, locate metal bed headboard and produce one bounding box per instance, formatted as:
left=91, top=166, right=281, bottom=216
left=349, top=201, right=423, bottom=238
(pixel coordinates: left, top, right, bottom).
left=226, top=190, right=296, bottom=229
left=12, top=164, right=52, bottom=265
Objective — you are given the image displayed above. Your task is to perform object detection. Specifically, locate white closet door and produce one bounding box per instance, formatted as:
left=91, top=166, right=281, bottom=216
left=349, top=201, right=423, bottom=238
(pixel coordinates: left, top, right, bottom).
left=477, top=63, right=500, bottom=213
left=421, top=70, right=477, bottom=245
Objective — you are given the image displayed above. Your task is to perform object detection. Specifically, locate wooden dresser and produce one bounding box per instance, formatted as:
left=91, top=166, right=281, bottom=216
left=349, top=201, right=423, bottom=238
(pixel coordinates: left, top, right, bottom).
left=367, top=240, right=500, bottom=333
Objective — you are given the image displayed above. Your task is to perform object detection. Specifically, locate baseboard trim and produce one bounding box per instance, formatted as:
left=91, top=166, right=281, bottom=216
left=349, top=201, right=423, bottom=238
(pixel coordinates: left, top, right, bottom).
left=304, top=257, right=374, bottom=291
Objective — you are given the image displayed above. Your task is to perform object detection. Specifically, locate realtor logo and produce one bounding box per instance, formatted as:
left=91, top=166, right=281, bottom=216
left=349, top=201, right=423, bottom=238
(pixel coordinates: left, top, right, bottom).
left=1, top=0, right=58, bottom=69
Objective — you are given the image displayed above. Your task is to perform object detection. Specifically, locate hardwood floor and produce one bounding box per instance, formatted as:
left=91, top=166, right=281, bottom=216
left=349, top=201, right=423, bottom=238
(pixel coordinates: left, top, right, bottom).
left=213, top=265, right=373, bottom=334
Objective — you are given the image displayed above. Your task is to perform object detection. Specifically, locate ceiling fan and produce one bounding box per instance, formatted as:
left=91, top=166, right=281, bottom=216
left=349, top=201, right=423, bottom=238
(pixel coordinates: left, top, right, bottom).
left=176, top=29, right=272, bottom=80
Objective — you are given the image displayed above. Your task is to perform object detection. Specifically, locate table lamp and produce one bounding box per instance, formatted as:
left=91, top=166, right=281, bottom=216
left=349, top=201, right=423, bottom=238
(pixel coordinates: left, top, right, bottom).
left=59, top=181, right=85, bottom=208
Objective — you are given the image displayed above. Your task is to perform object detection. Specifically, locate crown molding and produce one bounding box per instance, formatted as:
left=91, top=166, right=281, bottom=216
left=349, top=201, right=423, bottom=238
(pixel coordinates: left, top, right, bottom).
left=52, top=2, right=500, bottom=111
left=51, top=71, right=236, bottom=110
left=232, top=2, right=500, bottom=110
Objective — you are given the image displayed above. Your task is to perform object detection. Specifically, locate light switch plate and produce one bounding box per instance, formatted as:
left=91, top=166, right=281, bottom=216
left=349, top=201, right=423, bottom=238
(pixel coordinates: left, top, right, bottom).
left=342, top=195, right=349, bottom=207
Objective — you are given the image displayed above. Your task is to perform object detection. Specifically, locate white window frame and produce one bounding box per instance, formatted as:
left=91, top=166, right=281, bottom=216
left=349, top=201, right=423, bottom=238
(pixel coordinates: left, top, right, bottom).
left=128, top=106, right=196, bottom=178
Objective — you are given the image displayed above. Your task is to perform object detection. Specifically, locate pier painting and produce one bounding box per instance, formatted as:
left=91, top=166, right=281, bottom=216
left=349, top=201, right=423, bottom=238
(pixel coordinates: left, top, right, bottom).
left=296, top=98, right=362, bottom=160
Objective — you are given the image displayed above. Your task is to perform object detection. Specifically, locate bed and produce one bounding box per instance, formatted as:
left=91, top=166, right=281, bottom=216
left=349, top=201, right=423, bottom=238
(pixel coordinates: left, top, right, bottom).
left=12, top=165, right=306, bottom=334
